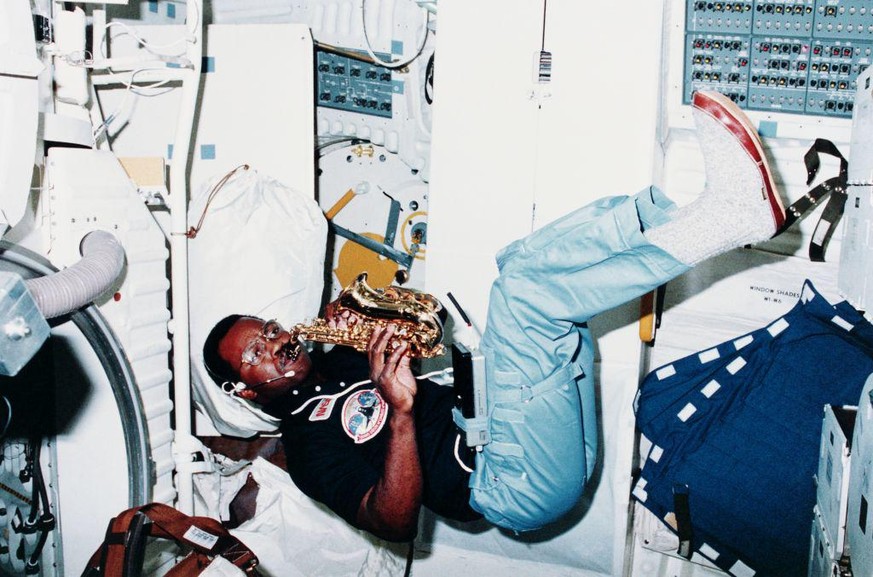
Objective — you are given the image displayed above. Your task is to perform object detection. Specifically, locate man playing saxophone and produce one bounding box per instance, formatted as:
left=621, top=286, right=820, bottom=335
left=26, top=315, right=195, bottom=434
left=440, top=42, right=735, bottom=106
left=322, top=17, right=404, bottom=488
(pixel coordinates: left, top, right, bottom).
left=203, top=92, right=786, bottom=540
left=203, top=308, right=478, bottom=542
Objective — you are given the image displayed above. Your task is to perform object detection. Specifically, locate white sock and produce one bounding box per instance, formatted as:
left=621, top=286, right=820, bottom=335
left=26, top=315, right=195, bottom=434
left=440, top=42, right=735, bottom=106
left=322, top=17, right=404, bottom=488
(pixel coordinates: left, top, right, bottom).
left=645, top=105, right=776, bottom=265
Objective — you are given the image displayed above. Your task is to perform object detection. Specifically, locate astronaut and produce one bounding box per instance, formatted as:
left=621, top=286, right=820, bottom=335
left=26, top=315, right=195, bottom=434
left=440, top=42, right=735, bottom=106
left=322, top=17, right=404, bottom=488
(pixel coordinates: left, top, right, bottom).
left=203, top=91, right=784, bottom=540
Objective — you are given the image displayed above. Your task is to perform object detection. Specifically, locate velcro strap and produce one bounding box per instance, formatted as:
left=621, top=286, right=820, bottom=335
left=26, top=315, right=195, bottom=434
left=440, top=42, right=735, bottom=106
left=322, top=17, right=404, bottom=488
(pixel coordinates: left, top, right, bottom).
left=492, top=363, right=584, bottom=404
left=673, top=484, right=693, bottom=560
left=488, top=441, right=524, bottom=459
left=777, top=138, right=848, bottom=262
left=452, top=407, right=469, bottom=432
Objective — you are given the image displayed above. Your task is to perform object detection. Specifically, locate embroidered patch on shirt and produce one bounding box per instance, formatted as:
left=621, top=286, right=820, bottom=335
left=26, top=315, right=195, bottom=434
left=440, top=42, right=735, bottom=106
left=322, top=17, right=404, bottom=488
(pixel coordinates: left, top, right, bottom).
left=342, top=389, right=388, bottom=444
left=309, top=397, right=336, bottom=422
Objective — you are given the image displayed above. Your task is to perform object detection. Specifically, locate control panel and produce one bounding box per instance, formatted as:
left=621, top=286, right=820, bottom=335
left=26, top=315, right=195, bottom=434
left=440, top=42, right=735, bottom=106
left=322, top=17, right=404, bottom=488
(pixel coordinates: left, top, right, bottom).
left=316, top=49, right=402, bottom=119
left=684, top=0, right=873, bottom=117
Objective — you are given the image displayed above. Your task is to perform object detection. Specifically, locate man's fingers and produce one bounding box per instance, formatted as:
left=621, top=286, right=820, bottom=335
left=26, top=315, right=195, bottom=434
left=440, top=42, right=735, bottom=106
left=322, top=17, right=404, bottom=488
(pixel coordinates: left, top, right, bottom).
left=388, top=340, right=408, bottom=366
left=368, top=324, right=395, bottom=379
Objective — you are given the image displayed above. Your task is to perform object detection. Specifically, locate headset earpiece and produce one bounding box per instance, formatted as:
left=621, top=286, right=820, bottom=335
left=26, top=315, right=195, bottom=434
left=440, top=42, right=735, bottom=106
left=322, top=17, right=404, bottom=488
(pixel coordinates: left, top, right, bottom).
left=221, top=381, right=247, bottom=396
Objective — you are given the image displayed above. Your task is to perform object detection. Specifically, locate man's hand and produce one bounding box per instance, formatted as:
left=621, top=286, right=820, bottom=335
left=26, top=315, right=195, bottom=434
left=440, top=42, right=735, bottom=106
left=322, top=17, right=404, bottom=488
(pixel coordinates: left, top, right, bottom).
left=356, top=323, right=422, bottom=541
left=368, top=324, right=416, bottom=414
left=324, top=300, right=362, bottom=330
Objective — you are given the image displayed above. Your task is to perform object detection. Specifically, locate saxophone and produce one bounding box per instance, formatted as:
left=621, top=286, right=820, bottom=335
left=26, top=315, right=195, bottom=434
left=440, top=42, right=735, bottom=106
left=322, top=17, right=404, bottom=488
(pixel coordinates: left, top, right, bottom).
left=292, top=273, right=446, bottom=358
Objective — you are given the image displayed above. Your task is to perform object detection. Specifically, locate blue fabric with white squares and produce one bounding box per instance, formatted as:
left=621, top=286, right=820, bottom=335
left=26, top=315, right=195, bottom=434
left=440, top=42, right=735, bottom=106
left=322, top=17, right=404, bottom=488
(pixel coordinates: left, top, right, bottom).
left=633, top=280, right=873, bottom=577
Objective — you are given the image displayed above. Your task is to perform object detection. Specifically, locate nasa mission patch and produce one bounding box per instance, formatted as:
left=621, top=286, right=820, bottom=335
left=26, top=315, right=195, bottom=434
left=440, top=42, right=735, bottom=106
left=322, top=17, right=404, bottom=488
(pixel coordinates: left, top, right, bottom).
left=341, top=389, right=388, bottom=444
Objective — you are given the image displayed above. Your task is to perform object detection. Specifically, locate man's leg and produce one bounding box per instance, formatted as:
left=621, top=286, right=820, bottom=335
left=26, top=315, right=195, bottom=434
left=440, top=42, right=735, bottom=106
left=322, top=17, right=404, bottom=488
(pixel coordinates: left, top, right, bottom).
left=468, top=91, right=785, bottom=531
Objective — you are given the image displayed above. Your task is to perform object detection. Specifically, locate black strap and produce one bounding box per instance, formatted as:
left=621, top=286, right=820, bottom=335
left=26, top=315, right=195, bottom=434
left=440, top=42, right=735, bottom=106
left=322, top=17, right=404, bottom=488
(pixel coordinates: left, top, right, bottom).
left=777, top=138, right=849, bottom=262
left=673, top=484, right=693, bottom=560
left=122, top=513, right=150, bottom=577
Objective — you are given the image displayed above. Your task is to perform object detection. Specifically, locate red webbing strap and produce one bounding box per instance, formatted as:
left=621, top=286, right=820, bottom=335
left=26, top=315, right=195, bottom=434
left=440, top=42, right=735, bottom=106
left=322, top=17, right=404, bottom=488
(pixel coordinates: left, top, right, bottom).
left=164, top=553, right=213, bottom=577
left=83, top=507, right=147, bottom=577
left=136, top=504, right=258, bottom=573
left=81, top=503, right=259, bottom=577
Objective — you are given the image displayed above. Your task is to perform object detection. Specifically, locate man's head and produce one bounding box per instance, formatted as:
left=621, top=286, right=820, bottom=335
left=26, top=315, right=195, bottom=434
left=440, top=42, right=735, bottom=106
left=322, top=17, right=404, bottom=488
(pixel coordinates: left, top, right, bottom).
left=203, top=315, right=312, bottom=405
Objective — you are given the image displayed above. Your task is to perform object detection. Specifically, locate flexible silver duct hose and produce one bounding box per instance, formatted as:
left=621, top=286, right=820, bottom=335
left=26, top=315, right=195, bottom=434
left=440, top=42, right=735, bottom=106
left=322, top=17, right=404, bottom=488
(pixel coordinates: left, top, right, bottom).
left=25, top=230, right=125, bottom=319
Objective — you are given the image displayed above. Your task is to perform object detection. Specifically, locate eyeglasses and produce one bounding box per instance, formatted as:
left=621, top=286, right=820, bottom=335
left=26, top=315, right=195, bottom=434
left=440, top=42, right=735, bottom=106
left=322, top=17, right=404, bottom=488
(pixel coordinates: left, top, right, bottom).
left=241, top=320, right=284, bottom=367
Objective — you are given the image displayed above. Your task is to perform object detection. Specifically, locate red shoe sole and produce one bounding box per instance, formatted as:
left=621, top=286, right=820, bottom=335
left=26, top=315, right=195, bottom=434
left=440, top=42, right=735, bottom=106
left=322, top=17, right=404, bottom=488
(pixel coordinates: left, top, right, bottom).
left=692, top=91, right=786, bottom=232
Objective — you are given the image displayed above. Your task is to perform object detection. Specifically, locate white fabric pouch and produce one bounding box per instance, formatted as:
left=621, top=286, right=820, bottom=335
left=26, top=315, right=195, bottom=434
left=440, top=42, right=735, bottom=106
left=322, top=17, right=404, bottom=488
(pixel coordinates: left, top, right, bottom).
left=187, top=167, right=327, bottom=437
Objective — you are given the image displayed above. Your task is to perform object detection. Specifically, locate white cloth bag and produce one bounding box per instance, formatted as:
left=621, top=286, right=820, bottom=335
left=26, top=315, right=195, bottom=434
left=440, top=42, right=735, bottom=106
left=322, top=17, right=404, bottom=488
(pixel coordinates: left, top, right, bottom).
left=188, top=167, right=327, bottom=437
left=230, top=458, right=406, bottom=577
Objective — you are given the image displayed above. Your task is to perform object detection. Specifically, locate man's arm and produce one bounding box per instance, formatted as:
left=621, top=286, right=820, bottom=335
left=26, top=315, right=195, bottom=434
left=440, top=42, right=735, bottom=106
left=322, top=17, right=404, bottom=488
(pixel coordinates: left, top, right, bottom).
left=356, top=325, right=423, bottom=541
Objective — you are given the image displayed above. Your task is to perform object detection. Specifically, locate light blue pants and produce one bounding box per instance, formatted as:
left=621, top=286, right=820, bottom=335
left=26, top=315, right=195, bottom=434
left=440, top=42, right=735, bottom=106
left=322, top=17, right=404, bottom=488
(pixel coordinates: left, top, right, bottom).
left=468, top=187, right=691, bottom=531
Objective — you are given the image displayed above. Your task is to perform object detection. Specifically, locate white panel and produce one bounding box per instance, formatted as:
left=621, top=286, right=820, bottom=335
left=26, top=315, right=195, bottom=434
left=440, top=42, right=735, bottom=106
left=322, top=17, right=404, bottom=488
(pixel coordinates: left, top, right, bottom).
left=189, top=24, right=315, bottom=197
left=411, top=542, right=610, bottom=577
left=100, top=23, right=315, bottom=201
left=52, top=321, right=130, bottom=575
left=0, top=0, right=40, bottom=232
left=534, top=2, right=664, bottom=224
left=816, top=406, right=854, bottom=557
left=808, top=508, right=837, bottom=577
left=426, top=0, right=543, bottom=338
left=54, top=8, right=89, bottom=106
left=838, top=66, right=873, bottom=313
left=847, top=376, right=873, bottom=576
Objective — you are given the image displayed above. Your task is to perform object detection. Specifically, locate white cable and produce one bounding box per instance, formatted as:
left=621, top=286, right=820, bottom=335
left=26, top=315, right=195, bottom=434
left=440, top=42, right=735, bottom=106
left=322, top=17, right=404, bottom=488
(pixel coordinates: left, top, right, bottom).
left=101, top=21, right=190, bottom=60
left=453, top=434, right=474, bottom=473
left=361, top=0, right=430, bottom=69
left=289, top=367, right=453, bottom=416
left=416, top=2, right=437, bottom=14
left=287, top=366, right=475, bottom=473
left=93, top=66, right=177, bottom=140
left=290, top=378, right=373, bottom=416
left=186, top=0, right=201, bottom=39
left=95, top=5, right=200, bottom=71
left=417, top=367, right=454, bottom=381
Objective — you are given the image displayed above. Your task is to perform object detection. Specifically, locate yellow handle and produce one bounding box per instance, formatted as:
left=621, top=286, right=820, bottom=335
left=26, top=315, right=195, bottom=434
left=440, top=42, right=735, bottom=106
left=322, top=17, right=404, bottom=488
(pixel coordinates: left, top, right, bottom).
left=639, top=290, right=657, bottom=343
left=325, top=188, right=357, bottom=220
